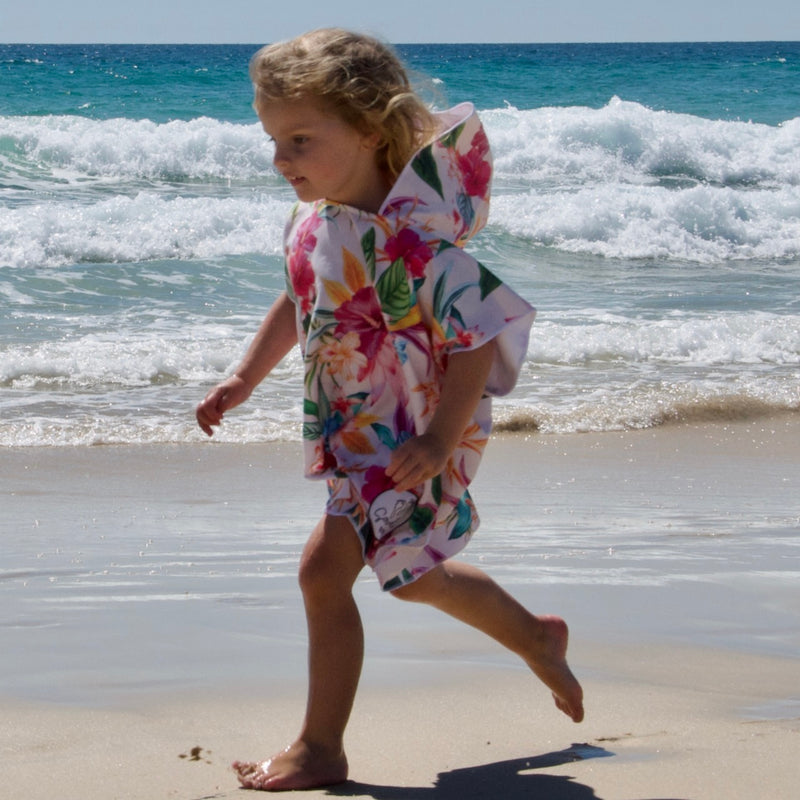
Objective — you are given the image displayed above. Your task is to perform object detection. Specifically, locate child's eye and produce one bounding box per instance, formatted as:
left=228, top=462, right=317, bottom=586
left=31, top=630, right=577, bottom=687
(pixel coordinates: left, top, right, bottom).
left=293, top=136, right=309, bottom=145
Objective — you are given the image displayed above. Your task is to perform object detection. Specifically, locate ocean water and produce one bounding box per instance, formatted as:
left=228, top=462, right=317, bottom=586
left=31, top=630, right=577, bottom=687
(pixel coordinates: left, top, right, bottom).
left=2, top=41, right=799, bottom=446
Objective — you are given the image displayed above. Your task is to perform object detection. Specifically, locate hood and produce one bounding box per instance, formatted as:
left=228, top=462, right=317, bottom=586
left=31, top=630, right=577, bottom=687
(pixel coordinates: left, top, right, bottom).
left=379, top=102, right=492, bottom=248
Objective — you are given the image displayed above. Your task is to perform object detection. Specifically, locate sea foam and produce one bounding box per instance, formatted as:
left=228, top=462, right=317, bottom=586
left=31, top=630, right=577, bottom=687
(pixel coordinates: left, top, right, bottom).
left=485, top=99, right=800, bottom=262
left=2, top=100, right=800, bottom=268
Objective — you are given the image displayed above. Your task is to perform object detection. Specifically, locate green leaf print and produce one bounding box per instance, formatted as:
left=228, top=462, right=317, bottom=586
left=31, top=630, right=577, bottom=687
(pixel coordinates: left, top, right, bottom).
left=439, top=122, right=465, bottom=151
left=382, top=574, right=403, bottom=591
left=303, top=398, right=319, bottom=418
left=432, top=270, right=447, bottom=321
left=478, top=262, right=502, bottom=300
left=431, top=474, right=443, bottom=505
left=456, top=191, right=475, bottom=232
left=382, top=570, right=414, bottom=591
left=361, top=227, right=376, bottom=281
left=409, top=505, right=434, bottom=534
left=449, top=305, right=467, bottom=333
left=448, top=496, right=473, bottom=540
left=302, top=421, right=323, bottom=440
left=371, top=422, right=397, bottom=450
left=376, top=258, right=411, bottom=324
left=411, top=147, right=444, bottom=200
left=433, top=272, right=472, bottom=324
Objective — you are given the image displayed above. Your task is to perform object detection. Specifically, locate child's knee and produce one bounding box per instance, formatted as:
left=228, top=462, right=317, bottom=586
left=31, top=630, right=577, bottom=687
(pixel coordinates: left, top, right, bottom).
left=298, top=518, right=363, bottom=600
left=298, top=545, right=337, bottom=598
left=389, top=569, right=442, bottom=603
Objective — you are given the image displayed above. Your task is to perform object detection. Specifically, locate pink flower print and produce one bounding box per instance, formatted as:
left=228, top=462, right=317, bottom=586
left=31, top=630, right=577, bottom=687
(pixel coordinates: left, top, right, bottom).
left=470, top=126, right=491, bottom=159
left=362, top=464, right=397, bottom=505
left=436, top=319, right=478, bottom=363
left=381, top=195, right=419, bottom=218
left=329, top=397, right=349, bottom=415
left=456, top=146, right=491, bottom=199
left=287, top=214, right=321, bottom=314
left=451, top=325, right=476, bottom=350
left=455, top=127, right=491, bottom=199
left=384, top=227, right=434, bottom=279
left=308, top=440, right=337, bottom=476
left=287, top=250, right=315, bottom=314
left=333, top=286, right=388, bottom=364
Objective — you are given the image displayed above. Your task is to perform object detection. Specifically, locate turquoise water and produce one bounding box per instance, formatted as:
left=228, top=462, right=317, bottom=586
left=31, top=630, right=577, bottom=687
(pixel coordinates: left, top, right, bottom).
left=1, top=42, right=799, bottom=445
left=4, top=42, right=798, bottom=123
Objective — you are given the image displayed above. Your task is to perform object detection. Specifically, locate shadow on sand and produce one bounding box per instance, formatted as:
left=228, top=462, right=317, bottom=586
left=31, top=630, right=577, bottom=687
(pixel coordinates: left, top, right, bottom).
left=326, top=743, right=689, bottom=800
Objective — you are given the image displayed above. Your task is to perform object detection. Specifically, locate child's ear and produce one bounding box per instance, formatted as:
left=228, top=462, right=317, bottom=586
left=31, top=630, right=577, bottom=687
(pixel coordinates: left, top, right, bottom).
left=361, top=129, right=382, bottom=150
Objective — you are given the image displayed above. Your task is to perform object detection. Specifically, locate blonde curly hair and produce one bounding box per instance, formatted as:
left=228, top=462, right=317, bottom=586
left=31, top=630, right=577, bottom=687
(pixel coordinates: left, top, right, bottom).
left=249, top=28, right=436, bottom=183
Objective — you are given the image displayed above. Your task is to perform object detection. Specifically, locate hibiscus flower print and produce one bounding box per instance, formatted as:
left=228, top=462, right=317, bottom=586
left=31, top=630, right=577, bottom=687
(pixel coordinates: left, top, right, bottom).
left=456, top=127, right=491, bottom=199
left=384, top=227, right=434, bottom=279
left=361, top=464, right=397, bottom=505
left=333, top=286, right=388, bottom=363
left=317, top=331, right=367, bottom=383
left=287, top=212, right=322, bottom=314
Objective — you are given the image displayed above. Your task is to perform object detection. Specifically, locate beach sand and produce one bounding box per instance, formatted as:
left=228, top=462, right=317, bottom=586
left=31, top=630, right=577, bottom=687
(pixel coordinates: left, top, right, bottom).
left=2, top=418, right=799, bottom=799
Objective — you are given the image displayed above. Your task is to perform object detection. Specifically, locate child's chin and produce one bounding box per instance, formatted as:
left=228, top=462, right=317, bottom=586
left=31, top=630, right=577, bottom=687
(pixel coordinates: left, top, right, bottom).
left=296, top=191, right=323, bottom=204
left=291, top=182, right=318, bottom=201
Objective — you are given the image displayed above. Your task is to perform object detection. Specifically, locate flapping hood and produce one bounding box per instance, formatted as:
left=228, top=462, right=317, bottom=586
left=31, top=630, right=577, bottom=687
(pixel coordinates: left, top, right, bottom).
left=380, top=102, right=492, bottom=248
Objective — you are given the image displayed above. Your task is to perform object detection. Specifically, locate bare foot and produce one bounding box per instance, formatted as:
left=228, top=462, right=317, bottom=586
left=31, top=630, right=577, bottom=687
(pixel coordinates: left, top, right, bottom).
left=525, top=615, right=584, bottom=723
left=233, top=740, right=348, bottom=791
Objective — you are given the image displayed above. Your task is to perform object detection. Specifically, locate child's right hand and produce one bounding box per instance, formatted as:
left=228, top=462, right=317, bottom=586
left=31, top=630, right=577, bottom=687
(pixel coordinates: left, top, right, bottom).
left=385, top=432, right=450, bottom=493
left=195, top=375, right=254, bottom=436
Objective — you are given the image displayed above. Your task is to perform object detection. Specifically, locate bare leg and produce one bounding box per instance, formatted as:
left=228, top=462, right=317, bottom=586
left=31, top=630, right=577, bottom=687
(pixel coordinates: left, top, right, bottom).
left=234, top=514, right=365, bottom=791
left=391, top=559, right=584, bottom=723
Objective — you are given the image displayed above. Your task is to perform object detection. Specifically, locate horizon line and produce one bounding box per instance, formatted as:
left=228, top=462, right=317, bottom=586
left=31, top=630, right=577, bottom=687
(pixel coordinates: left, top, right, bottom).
left=3, top=39, right=798, bottom=46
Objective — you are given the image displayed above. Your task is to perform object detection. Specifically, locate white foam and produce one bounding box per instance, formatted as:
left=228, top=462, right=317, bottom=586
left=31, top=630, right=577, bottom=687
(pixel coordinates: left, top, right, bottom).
left=528, top=311, right=800, bottom=366
left=0, top=192, right=290, bottom=268
left=491, top=183, right=800, bottom=262
left=3, top=103, right=800, bottom=266
left=483, top=100, right=800, bottom=262
left=1, top=115, right=273, bottom=181
left=484, top=99, right=800, bottom=187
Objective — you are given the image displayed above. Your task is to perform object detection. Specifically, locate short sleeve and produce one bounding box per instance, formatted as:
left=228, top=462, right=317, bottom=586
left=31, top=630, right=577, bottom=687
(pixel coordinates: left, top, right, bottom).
left=422, top=245, right=536, bottom=397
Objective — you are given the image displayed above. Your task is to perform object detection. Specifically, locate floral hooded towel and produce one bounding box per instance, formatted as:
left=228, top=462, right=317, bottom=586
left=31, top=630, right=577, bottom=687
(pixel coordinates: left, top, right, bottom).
left=283, top=102, right=536, bottom=590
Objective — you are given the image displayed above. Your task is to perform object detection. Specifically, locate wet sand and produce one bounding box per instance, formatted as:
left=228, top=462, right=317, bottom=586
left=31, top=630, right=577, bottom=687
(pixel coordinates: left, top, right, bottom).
left=2, top=418, right=798, bottom=798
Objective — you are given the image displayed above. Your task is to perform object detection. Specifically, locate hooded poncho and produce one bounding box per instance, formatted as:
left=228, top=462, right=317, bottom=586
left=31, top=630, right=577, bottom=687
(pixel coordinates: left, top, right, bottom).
left=283, top=103, right=536, bottom=590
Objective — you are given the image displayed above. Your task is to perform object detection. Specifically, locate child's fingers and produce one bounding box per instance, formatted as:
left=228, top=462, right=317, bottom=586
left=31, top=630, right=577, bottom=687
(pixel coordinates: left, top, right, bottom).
left=387, top=437, right=444, bottom=491
left=392, top=464, right=421, bottom=493
left=386, top=445, right=420, bottom=489
left=198, top=421, right=214, bottom=437
left=385, top=447, right=411, bottom=481
left=195, top=404, right=220, bottom=436
left=196, top=387, right=228, bottom=435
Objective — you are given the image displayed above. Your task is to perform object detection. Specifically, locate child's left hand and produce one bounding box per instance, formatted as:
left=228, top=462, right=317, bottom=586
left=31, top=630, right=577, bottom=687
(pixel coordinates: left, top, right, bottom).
left=385, top=433, right=450, bottom=493
left=385, top=341, right=495, bottom=492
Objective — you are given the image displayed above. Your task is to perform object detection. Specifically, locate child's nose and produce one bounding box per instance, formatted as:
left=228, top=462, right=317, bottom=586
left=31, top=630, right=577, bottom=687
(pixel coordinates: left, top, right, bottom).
left=273, top=144, right=289, bottom=168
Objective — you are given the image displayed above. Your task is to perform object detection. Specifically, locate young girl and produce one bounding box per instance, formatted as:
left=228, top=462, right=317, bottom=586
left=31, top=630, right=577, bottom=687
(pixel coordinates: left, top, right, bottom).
left=196, top=28, right=584, bottom=792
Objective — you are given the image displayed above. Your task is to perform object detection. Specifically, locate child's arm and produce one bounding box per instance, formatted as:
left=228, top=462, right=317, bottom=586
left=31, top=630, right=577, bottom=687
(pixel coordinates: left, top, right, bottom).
left=196, top=291, right=298, bottom=436
left=386, top=339, right=495, bottom=492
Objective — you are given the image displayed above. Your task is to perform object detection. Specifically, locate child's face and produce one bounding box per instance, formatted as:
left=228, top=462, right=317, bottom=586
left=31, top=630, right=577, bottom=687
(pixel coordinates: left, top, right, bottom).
left=257, top=97, right=388, bottom=213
